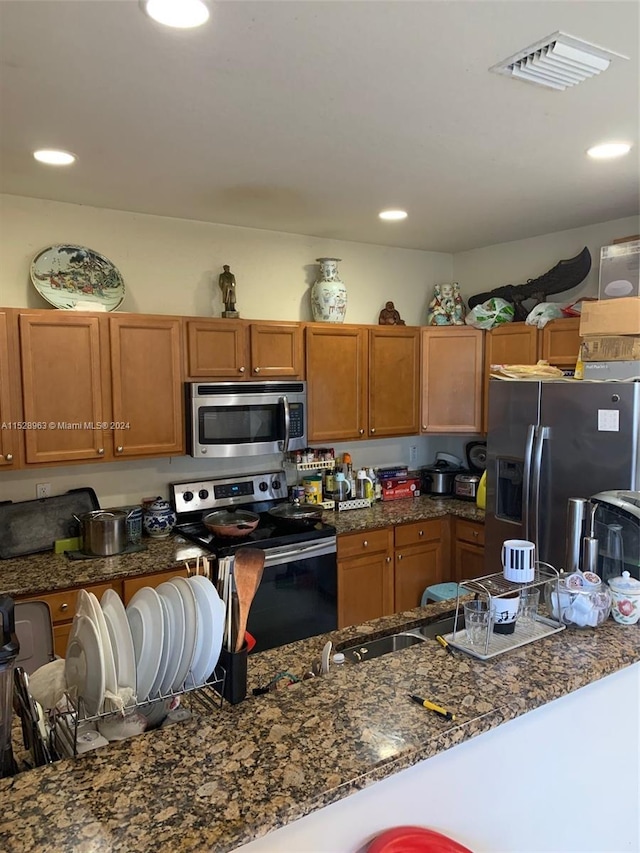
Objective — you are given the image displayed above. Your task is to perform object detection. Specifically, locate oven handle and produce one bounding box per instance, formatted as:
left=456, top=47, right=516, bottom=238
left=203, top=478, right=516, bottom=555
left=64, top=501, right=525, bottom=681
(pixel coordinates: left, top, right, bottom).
left=279, top=395, right=290, bottom=453
left=262, top=536, right=337, bottom=567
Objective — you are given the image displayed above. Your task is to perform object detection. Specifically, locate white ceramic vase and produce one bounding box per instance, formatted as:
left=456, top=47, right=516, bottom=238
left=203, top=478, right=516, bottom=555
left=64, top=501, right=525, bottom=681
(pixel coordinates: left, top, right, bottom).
left=311, top=258, right=347, bottom=323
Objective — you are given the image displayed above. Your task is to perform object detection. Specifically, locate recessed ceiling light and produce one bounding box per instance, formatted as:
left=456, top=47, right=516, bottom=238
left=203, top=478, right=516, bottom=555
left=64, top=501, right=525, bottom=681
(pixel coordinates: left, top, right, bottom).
left=142, top=0, right=210, bottom=29
left=587, top=142, right=632, bottom=159
left=33, top=149, right=76, bottom=166
left=379, top=210, right=408, bottom=221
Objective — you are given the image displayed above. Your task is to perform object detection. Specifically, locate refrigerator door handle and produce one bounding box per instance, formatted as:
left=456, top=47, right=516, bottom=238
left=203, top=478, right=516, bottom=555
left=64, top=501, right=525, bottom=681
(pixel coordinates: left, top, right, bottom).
left=531, top=425, right=549, bottom=549
left=522, top=424, right=536, bottom=541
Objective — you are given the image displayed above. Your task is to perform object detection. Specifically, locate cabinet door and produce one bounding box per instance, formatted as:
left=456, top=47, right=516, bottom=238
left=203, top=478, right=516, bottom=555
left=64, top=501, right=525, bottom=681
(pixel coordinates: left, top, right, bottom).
left=19, top=312, right=108, bottom=464
left=306, top=325, right=368, bottom=442
left=109, top=315, right=184, bottom=458
left=454, top=540, right=485, bottom=583
left=0, top=310, right=20, bottom=468
left=421, top=327, right=483, bottom=433
left=540, top=317, right=581, bottom=366
left=394, top=542, right=443, bottom=612
left=186, top=319, right=249, bottom=379
left=483, top=323, right=538, bottom=432
left=369, top=327, right=420, bottom=438
left=250, top=322, right=304, bottom=379
left=338, top=551, right=394, bottom=627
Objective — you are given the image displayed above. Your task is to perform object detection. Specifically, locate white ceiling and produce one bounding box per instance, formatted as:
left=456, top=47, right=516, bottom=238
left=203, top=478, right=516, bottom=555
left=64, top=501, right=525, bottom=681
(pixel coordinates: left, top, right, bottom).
left=1, top=0, right=638, bottom=253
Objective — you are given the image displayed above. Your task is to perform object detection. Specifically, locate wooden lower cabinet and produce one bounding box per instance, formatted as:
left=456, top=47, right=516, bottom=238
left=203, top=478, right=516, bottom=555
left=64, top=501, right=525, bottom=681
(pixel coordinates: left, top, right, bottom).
left=19, top=580, right=120, bottom=659
left=454, top=518, right=485, bottom=583
left=17, top=566, right=190, bottom=658
left=394, top=518, right=448, bottom=611
left=338, top=517, right=451, bottom=627
left=337, top=528, right=394, bottom=628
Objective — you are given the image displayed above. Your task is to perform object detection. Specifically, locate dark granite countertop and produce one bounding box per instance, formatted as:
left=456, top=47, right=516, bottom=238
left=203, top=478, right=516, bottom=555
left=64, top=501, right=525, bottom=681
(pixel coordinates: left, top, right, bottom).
left=1, top=598, right=638, bottom=853
left=0, top=498, right=482, bottom=599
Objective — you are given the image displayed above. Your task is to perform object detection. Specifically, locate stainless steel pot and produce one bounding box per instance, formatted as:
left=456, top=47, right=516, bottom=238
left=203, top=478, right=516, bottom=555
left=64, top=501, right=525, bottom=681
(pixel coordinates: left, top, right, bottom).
left=454, top=473, right=481, bottom=501
left=74, top=510, right=128, bottom=556
left=420, top=461, right=461, bottom=495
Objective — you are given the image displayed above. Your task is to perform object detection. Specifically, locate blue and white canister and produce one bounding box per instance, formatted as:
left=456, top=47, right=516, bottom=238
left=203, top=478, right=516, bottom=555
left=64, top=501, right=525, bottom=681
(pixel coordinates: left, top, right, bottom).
left=143, top=498, right=177, bottom=539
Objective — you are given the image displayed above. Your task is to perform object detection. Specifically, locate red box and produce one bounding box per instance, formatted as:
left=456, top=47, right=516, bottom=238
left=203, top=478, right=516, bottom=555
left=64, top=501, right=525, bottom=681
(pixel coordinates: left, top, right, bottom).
left=380, top=477, right=421, bottom=501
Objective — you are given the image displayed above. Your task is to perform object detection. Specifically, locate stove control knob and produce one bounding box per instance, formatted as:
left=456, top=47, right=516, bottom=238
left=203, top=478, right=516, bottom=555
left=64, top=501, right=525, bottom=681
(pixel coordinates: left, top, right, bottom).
left=182, top=491, right=194, bottom=502
left=258, top=481, right=269, bottom=492
left=272, top=479, right=281, bottom=491
left=198, top=489, right=209, bottom=500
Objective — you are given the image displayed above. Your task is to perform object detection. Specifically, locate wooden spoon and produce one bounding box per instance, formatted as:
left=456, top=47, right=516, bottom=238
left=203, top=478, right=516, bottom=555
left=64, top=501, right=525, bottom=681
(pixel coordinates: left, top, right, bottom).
left=233, top=547, right=265, bottom=652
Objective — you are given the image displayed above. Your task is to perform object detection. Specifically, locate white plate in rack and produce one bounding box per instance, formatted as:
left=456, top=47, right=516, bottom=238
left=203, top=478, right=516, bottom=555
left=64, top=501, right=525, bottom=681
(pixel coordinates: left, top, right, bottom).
left=65, top=614, right=105, bottom=716
left=188, top=575, right=225, bottom=685
left=148, top=595, right=172, bottom=700
left=156, top=581, right=186, bottom=696
left=101, top=588, right=137, bottom=697
left=168, top=576, right=198, bottom=691
left=126, top=587, right=164, bottom=702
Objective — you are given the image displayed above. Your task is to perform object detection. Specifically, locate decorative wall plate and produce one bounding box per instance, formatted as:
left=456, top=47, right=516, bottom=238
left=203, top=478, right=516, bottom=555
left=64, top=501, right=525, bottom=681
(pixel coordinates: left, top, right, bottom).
left=30, top=244, right=125, bottom=310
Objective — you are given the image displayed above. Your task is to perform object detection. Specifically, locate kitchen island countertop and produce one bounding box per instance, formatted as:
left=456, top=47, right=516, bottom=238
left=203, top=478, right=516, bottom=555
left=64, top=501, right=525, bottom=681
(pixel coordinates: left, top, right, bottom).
left=0, top=497, right=483, bottom=598
left=1, top=597, right=638, bottom=853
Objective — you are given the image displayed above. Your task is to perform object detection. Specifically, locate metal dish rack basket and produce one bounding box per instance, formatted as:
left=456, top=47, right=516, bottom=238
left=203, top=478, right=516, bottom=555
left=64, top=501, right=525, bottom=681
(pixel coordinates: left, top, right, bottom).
left=52, top=666, right=227, bottom=759
left=444, top=561, right=565, bottom=660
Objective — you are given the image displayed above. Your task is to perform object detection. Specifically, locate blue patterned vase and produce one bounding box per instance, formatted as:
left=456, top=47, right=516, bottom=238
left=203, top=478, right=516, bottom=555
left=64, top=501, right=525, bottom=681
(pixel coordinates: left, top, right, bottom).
left=143, top=498, right=177, bottom=539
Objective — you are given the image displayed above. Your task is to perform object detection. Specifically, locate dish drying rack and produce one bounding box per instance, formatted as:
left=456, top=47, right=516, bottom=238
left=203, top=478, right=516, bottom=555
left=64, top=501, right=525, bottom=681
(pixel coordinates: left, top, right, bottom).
left=51, top=667, right=227, bottom=759
left=444, top=561, right=565, bottom=660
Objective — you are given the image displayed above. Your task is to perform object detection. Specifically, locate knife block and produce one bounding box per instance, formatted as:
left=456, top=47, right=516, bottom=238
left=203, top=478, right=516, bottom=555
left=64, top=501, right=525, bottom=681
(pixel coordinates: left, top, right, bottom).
left=218, top=644, right=247, bottom=705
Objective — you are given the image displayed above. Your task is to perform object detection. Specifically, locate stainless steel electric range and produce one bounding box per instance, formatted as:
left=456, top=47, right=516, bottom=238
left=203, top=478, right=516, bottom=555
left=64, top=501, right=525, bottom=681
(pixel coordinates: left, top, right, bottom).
left=171, top=471, right=337, bottom=652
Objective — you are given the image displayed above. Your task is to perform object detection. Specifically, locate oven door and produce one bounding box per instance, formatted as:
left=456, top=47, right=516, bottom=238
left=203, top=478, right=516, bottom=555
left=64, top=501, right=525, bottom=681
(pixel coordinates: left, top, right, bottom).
left=189, top=383, right=306, bottom=458
left=245, top=537, right=337, bottom=652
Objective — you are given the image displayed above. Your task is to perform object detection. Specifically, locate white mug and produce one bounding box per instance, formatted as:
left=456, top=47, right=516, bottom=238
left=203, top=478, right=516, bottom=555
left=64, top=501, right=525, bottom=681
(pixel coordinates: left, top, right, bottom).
left=502, top=539, right=535, bottom=583
left=491, top=592, right=520, bottom=634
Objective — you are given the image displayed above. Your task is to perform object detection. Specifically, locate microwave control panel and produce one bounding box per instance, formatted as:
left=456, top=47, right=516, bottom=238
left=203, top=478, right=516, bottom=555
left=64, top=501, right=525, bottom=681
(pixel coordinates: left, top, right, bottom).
left=289, top=403, right=304, bottom=438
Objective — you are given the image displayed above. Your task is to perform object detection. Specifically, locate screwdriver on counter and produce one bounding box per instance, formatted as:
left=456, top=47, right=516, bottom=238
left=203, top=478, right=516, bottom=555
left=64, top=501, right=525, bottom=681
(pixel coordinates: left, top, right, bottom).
left=409, top=694, right=456, bottom=721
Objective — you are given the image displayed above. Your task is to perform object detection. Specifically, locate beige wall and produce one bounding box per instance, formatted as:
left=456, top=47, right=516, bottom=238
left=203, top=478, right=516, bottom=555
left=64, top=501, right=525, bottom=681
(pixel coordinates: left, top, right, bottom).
left=0, top=194, right=452, bottom=326
left=453, top=215, right=639, bottom=303
left=1, top=193, right=636, bottom=506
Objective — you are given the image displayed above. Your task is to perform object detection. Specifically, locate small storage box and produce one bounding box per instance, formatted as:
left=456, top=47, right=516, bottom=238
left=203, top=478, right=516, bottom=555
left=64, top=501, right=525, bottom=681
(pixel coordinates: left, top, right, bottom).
left=579, top=297, right=640, bottom=336
left=380, top=476, right=421, bottom=501
left=599, top=240, right=639, bottom=300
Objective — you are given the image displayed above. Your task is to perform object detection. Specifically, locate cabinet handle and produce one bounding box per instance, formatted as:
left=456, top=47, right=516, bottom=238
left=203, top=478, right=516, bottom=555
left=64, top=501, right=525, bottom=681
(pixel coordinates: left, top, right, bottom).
left=254, top=367, right=261, bottom=374
left=5, top=453, right=12, bottom=462
left=473, top=530, right=479, bottom=538
left=362, top=540, right=368, bottom=548
left=359, top=429, right=365, bottom=435
left=397, top=553, right=403, bottom=560
left=116, top=446, right=123, bottom=454
left=386, top=556, right=391, bottom=563
left=97, top=448, right=105, bottom=456
left=422, top=424, right=427, bottom=430
left=60, top=603, right=69, bottom=612
left=239, top=366, right=246, bottom=373
left=419, top=530, right=424, bottom=537
left=370, top=428, right=376, bottom=435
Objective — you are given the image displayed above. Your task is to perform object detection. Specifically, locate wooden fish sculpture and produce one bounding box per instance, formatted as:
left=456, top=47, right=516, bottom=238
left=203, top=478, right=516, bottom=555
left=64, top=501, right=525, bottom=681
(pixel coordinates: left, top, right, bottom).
left=468, top=247, right=591, bottom=321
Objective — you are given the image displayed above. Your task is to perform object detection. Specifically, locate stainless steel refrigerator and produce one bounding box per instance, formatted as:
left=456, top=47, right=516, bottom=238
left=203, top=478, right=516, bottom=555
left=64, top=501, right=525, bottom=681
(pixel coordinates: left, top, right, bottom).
left=485, top=379, right=640, bottom=572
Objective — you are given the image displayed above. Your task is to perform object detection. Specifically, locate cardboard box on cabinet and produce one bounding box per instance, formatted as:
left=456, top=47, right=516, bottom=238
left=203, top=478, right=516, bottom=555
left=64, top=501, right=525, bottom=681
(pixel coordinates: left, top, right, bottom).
left=579, top=297, right=640, bottom=336
left=580, top=335, right=640, bottom=362
left=599, top=240, right=639, bottom=300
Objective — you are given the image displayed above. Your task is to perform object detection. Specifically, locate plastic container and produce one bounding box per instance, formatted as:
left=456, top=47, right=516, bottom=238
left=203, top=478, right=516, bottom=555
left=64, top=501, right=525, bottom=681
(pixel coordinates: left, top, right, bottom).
left=476, top=470, right=486, bottom=509
left=547, top=574, right=611, bottom=628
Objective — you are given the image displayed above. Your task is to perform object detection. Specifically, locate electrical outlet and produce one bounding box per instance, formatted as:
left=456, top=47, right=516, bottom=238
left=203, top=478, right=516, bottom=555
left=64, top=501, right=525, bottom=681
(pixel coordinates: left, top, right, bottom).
left=36, top=483, right=51, bottom=499
left=409, top=445, right=418, bottom=467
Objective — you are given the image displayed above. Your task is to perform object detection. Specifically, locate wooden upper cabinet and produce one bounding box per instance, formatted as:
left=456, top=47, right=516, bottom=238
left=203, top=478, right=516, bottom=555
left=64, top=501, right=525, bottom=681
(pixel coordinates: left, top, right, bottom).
left=185, top=319, right=304, bottom=380
left=19, top=312, right=108, bottom=464
left=109, top=315, right=184, bottom=458
left=186, top=319, right=248, bottom=378
left=540, top=317, right=581, bottom=366
left=0, top=310, right=21, bottom=468
left=249, top=322, right=303, bottom=379
left=421, top=327, right=483, bottom=434
left=306, top=324, right=368, bottom=442
left=368, top=327, right=420, bottom=438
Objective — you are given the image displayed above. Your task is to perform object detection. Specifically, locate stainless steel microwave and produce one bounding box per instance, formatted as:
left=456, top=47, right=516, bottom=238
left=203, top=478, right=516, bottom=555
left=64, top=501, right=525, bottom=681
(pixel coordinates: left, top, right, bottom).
left=186, top=381, right=307, bottom=458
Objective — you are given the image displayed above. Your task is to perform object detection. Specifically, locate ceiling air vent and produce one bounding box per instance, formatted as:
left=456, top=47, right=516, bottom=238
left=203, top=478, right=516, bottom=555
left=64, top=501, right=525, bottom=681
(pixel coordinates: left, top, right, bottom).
left=490, top=31, right=628, bottom=91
